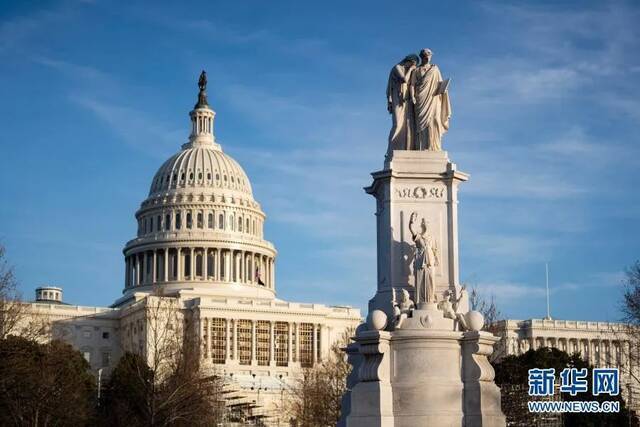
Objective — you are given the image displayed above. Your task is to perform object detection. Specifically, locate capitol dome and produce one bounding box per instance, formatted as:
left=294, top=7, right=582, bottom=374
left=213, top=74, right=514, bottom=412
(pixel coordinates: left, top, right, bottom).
left=148, top=142, right=253, bottom=197
left=120, top=72, right=276, bottom=303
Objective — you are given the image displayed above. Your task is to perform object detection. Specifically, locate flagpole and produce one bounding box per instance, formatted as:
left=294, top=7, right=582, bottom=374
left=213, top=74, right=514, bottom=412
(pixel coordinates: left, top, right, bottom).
left=545, top=262, right=551, bottom=320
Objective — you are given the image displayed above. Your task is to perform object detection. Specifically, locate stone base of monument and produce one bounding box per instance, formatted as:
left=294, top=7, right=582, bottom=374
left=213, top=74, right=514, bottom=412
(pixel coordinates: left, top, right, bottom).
left=344, top=307, right=506, bottom=427
left=341, top=144, right=507, bottom=426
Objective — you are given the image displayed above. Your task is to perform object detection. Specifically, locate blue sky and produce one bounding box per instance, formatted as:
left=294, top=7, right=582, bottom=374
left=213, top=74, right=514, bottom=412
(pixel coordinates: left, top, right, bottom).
left=1, top=0, right=639, bottom=321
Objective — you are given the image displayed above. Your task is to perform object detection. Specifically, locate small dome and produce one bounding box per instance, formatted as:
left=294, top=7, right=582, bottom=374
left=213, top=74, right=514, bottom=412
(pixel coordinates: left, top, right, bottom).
left=149, top=146, right=253, bottom=197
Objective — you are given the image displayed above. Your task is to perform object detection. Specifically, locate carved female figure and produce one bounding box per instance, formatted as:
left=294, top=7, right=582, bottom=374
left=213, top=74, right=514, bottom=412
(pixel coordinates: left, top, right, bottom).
left=408, top=212, right=438, bottom=305
left=386, top=54, right=418, bottom=155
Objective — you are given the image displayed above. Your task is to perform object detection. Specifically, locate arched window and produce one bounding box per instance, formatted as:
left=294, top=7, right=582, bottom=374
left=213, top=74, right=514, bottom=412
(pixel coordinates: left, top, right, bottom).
left=238, top=217, right=243, bottom=232
left=208, top=213, right=214, bottom=229
left=186, top=211, right=192, bottom=229
left=207, top=172, right=211, bottom=180
left=156, top=215, right=161, bottom=232
left=149, top=217, right=154, bottom=232
left=218, top=214, right=224, bottom=229
left=189, top=172, right=194, bottom=181
left=198, top=172, right=203, bottom=180
left=176, top=213, right=182, bottom=230
left=197, top=212, right=203, bottom=228
left=246, top=218, right=250, bottom=233
left=165, top=214, right=171, bottom=230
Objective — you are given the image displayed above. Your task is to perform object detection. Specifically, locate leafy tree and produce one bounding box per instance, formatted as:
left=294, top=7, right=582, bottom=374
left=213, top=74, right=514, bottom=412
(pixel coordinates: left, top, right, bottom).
left=0, top=336, right=96, bottom=426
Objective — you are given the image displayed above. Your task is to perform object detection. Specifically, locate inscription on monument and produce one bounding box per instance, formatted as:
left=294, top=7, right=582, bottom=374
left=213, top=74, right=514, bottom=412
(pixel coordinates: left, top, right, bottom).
left=395, top=186, right=445, bottom=199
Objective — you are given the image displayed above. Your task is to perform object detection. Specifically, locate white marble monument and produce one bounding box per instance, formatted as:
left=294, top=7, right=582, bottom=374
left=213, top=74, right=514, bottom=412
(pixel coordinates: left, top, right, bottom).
left=340, top=50, right=506, bottom=427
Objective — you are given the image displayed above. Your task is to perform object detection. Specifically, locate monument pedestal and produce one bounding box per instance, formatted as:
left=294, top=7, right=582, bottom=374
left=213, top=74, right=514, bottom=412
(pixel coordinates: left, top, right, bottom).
left=343, top=149, right=505, bottom=427
left=365, top=150, right=469, bottom=318
left=345, top=307, right=505, bottom=427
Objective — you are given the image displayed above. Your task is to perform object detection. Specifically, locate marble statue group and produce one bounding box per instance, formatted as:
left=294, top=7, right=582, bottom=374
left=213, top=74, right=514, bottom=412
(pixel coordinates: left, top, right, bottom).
left=387, top=48, right=451, bottom=155
left=340, top=47, right=506, bottom=427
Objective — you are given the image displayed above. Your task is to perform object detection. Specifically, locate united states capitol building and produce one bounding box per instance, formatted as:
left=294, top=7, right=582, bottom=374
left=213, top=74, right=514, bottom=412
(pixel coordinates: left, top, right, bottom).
left=22, top=74, right=361, bottom=419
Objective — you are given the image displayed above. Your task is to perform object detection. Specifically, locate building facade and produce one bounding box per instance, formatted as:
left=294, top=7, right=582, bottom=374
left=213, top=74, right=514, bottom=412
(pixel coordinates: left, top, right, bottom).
left=23, top=74, right=361, bottom=422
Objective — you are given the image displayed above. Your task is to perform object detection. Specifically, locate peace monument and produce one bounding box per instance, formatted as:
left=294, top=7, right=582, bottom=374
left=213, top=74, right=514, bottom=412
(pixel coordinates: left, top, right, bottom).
left=341, top=49, right=506, bottom=427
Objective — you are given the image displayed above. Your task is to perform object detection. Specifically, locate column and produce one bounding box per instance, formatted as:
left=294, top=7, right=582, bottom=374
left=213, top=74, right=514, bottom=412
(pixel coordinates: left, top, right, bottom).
left=288, top=322, right=293, bottom=363
left=213, top=250, right=219, bottom=280
left=176, top=248, right=182, bottom=280
left=295, top=322, right=300, bottom=362
left=152, top=250, right=157, bottom=283
left=262, top=256, right=266, bottom=286
left=205, top=318, right=211, bottom=359
left=236, top=252, right=241, bottom=282
left=251, top=320, right=256, bottom=364
left=239, top=252, right=244, bottom=282
left=225, top=319, right=230, bottom=362
left=270, top=321, right=275, bottom=364
left=164, top=248, right=169, bottom=281
left=133, top=256, right=137, bottom=286
left=232, top=319, right=238, bottom=361
left=203, top=248, right=208, bottom=280
left=312, top=324, right=318, bottom=365
left=270, top=259, right=275, bottom=289
left=140, top=252, right=147, bottom=285
left=124, top=257, right=129, bottom=287
left=190, top=248, right=195, bottom=280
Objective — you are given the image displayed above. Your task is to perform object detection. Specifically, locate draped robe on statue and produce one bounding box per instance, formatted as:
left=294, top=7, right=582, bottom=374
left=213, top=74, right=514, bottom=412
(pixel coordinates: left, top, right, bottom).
left=413, top=231, right=438, bottom=304
left=411, top=64, right=451, bottom=151
left=386, top=64, right=415, bottom=154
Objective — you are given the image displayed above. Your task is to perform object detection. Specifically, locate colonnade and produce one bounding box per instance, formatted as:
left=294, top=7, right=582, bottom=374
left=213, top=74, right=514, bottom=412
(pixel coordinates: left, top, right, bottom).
left=125, top=247, right=274, bottom=289
left=201, top=318, right=323, bottom=368
left=509, top=336, right=629, bottom=369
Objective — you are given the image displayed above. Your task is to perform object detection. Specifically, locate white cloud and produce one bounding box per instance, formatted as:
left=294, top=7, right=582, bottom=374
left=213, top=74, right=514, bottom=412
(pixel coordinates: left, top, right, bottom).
left=71, top=95, right=183, bottom=157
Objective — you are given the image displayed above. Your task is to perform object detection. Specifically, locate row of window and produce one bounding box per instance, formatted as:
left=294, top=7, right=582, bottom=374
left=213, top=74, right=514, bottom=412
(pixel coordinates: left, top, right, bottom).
left=137, top=210, right=263, bottom=237
left=204, top=319, right=320, bottom=368
left=151, top=169, right=247, bottom=193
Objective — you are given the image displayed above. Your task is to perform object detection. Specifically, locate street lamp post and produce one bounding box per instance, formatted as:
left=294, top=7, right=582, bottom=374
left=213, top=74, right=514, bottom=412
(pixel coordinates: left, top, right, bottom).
left=97, top=368, right=103, bottom=405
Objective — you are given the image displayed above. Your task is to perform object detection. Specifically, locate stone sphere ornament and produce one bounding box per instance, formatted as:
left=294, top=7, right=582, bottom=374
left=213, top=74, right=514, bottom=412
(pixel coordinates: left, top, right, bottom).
left=465, top=311, right=485, bottom=331
left=368, top=309, right=388, bottom=331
